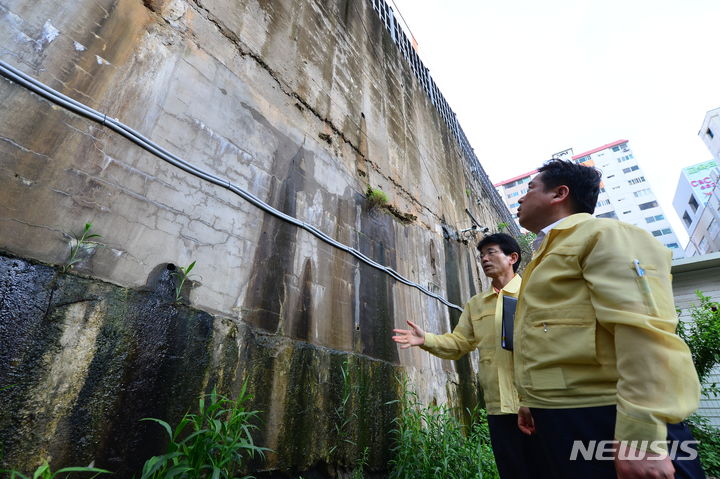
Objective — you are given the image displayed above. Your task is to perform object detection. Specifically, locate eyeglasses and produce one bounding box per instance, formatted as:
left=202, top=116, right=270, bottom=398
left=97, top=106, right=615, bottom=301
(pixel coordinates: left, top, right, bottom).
left=479, top=249, right=501, bottom=259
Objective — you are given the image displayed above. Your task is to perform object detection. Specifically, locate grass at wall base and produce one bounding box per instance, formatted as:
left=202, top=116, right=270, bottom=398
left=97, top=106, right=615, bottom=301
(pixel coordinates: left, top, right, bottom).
left=388, top=379, right=499, bottom=479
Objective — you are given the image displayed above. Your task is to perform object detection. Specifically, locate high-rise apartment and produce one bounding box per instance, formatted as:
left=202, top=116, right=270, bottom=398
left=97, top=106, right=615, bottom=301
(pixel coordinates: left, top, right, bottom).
left=495, top=139, right=683, bottom=257
left=672, top=108, right=720, bottom=257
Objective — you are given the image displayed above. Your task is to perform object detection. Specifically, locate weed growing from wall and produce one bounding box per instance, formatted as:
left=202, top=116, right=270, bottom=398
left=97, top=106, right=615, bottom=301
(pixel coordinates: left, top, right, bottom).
left=365, top=186, right=388, bottom=210
left=61, top=222, right=102, bottom=273
left=388, top=378, right=499, bottom=479
left=140, top=382, right=268, bottom=479
left=173, top=261, right=196, bottom=303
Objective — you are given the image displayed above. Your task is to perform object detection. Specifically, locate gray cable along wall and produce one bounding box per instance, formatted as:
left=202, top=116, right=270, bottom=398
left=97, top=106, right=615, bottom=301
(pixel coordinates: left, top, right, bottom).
left=368, top=0, right=520, bottom=236
left=0, top=60, right=464, bottom=312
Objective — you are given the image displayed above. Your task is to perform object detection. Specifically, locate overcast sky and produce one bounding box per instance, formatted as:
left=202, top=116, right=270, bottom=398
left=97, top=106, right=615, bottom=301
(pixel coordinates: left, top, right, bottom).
left=388, top=0, right=720, bottom=246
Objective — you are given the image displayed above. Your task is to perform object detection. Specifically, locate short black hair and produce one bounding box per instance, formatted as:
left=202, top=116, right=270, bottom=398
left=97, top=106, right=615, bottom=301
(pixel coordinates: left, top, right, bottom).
left=537, top=158, right=602, bottom=214
left=477, top=233, right=522, bottom=273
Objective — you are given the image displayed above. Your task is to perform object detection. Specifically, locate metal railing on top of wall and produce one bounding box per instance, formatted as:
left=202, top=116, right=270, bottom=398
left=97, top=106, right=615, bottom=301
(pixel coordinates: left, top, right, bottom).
left=368, top=0, right=519, bottom=236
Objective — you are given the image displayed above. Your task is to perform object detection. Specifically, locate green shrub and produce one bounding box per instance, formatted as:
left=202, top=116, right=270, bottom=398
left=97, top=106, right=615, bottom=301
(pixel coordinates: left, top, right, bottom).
left=686, top=414, right=720, bottom=477
left=388, top=384, right=498, bottom=479
left=140, top=382, right=268, bottom=479
left=676, top=290, right=720, bottom=395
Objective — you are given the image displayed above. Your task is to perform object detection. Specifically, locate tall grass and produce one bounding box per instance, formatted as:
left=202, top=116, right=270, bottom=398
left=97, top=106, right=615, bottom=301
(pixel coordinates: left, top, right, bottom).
left=140, top=382, right=268, bottom=479
left=388, top=383, right=499, bottom=479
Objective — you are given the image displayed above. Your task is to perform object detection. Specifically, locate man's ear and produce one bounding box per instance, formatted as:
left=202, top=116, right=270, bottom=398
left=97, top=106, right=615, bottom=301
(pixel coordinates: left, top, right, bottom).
left=509, top=252, right=519, bottom=265
left=550, top=185, right=571, bottom=204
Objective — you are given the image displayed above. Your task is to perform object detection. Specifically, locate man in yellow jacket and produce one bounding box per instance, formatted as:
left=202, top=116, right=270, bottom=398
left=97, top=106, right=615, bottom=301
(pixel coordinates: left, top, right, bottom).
left=392, top=233, right=549, bottom=478
left=514, top=158, right=704, bottom=478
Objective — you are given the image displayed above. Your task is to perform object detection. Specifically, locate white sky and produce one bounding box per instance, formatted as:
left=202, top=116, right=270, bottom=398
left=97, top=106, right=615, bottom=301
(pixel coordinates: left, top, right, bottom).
left=388, top=0, right=720, bottom=246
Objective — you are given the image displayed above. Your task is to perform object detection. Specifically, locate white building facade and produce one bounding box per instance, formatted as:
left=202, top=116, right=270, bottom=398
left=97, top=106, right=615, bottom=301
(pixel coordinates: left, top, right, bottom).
left=495, top=139, right=683, bottom=257
left=699, top=107, right=720, bottom=163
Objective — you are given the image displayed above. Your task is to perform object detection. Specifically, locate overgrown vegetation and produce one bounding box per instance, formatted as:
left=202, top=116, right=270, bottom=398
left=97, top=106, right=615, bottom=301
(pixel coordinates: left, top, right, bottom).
left=676, top=290, right=720, bottom=396
left=173, top=261, right=196, bottom=303
left=140, top=383, right=267, bottom=479
left=388, top=380, right=498, bottom=479
left=365, top=186, right=388, bottom=209
left=327, top=358, right=368, bottom=478
left=685, top=414, right=720, bottom=477
left=676, top=290, right=720, bottom=476
left=61, top=222, right=102, bottom=273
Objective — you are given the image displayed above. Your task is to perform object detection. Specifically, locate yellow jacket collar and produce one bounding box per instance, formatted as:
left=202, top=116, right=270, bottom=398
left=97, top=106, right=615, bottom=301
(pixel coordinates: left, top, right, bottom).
left=482, top=274, right=522, bottom=298
left=533, top=213, right=593, bottom=257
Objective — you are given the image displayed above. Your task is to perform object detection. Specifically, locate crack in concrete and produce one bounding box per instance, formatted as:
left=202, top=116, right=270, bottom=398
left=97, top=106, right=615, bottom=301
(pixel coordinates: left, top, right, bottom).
left=0, top=136, right=53, bottom=161
left=183, top=0, right=444, bottom=226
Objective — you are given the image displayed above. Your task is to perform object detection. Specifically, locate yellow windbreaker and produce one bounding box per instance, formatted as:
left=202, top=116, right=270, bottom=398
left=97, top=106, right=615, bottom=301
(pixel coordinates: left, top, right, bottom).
left=421, top=274, right=521, bottom=415
left=514, top=213, right=700, bottom=450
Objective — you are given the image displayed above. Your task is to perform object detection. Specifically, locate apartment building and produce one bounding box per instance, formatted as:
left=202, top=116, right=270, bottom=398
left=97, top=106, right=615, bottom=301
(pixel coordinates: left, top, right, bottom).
left=495, top=140, right=682, bottom=257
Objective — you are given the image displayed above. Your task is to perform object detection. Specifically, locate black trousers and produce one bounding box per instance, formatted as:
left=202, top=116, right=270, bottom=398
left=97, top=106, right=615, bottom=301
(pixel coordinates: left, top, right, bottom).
left=487, top=413, right=554, bottom=479
left=529, top=405, right=706, bottom=479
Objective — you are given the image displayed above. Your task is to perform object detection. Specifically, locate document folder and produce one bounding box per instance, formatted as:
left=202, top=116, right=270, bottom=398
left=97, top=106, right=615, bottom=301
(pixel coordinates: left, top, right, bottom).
left=501, top=295, right=517, bottom=351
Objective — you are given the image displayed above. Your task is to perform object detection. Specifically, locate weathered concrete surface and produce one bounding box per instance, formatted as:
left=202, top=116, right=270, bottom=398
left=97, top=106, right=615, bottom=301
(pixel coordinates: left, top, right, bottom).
left=0, top=0, right=508, bottom=475
left=0, top=254, right=402, bottom=476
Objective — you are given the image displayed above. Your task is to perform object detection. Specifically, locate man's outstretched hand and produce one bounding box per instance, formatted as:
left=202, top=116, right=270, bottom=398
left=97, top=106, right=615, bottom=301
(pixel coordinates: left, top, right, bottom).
left=392, top=320, right=426, bottom=349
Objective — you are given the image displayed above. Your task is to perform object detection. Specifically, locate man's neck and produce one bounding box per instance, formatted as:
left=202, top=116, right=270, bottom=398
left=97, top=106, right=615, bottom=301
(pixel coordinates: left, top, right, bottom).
left=491, top=272, right=514, bottom=292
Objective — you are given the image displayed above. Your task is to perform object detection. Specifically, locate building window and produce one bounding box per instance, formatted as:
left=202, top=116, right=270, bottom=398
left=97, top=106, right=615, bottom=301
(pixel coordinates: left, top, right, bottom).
left=597, top=199, right=611, bottom=207
left=661, top=228, right=672, bottom=235
left=651, top=230, right=663, bottom=237
left=683, top=212, right=692, bottom=227
left=622, top=165, right=639, bottom=173
left=645, top=214, right=664, bottom=223
left=576, top=155, right=591, bottom=163
left=633, top=188, right=652, bottom=198
left=508, top=191, right=519, bottom=198
left=597, top=211, right=618, bottom=219
left=612, top=146, right=620, bottom=152
left=628, top=176, right=646, bottom=185
left=623, top=210, right=631, bottom=215
left=617, top=154, right=634, bottom=163
left=666, top=243, right=679, bottom=249
left=509, top=202, right=520, bottom=208
left=709, top=218, right=719, bottom=236
left=699, top=236, right=709, bottom=254
left=708, top=128, right=715, bottom=139
left=639, top=201, right=659, bottom=211
left=688, top=195, right=699, bottom=213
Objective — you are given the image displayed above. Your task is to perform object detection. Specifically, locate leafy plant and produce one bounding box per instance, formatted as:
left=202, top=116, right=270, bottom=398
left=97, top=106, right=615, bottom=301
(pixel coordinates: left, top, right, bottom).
left=2, top=462, right=109, bottom=479
left=140, top=382, right=268, bottom=479
left=685, top=414, right=720, bottom=477
left=61, top=222, right=102, bottom=273
left=496, top=222, right=509, bottom=232
left=388, top=378, right=498, bottom=479
left=173, top=261, right=196, bottom=303
left=328, top=358, right=356, bottom=459
left=676, top=291, right=720, bottom=396
left=366, top=186, right=388, bottom=210
left=350, top=447, right=369, bottom=479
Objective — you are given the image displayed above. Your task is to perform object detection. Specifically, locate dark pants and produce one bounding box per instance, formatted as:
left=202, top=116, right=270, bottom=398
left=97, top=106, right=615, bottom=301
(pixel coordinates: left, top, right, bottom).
left=488, top=413, right=554, bottom=479
left=529, top=405, right=706, bottom=479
